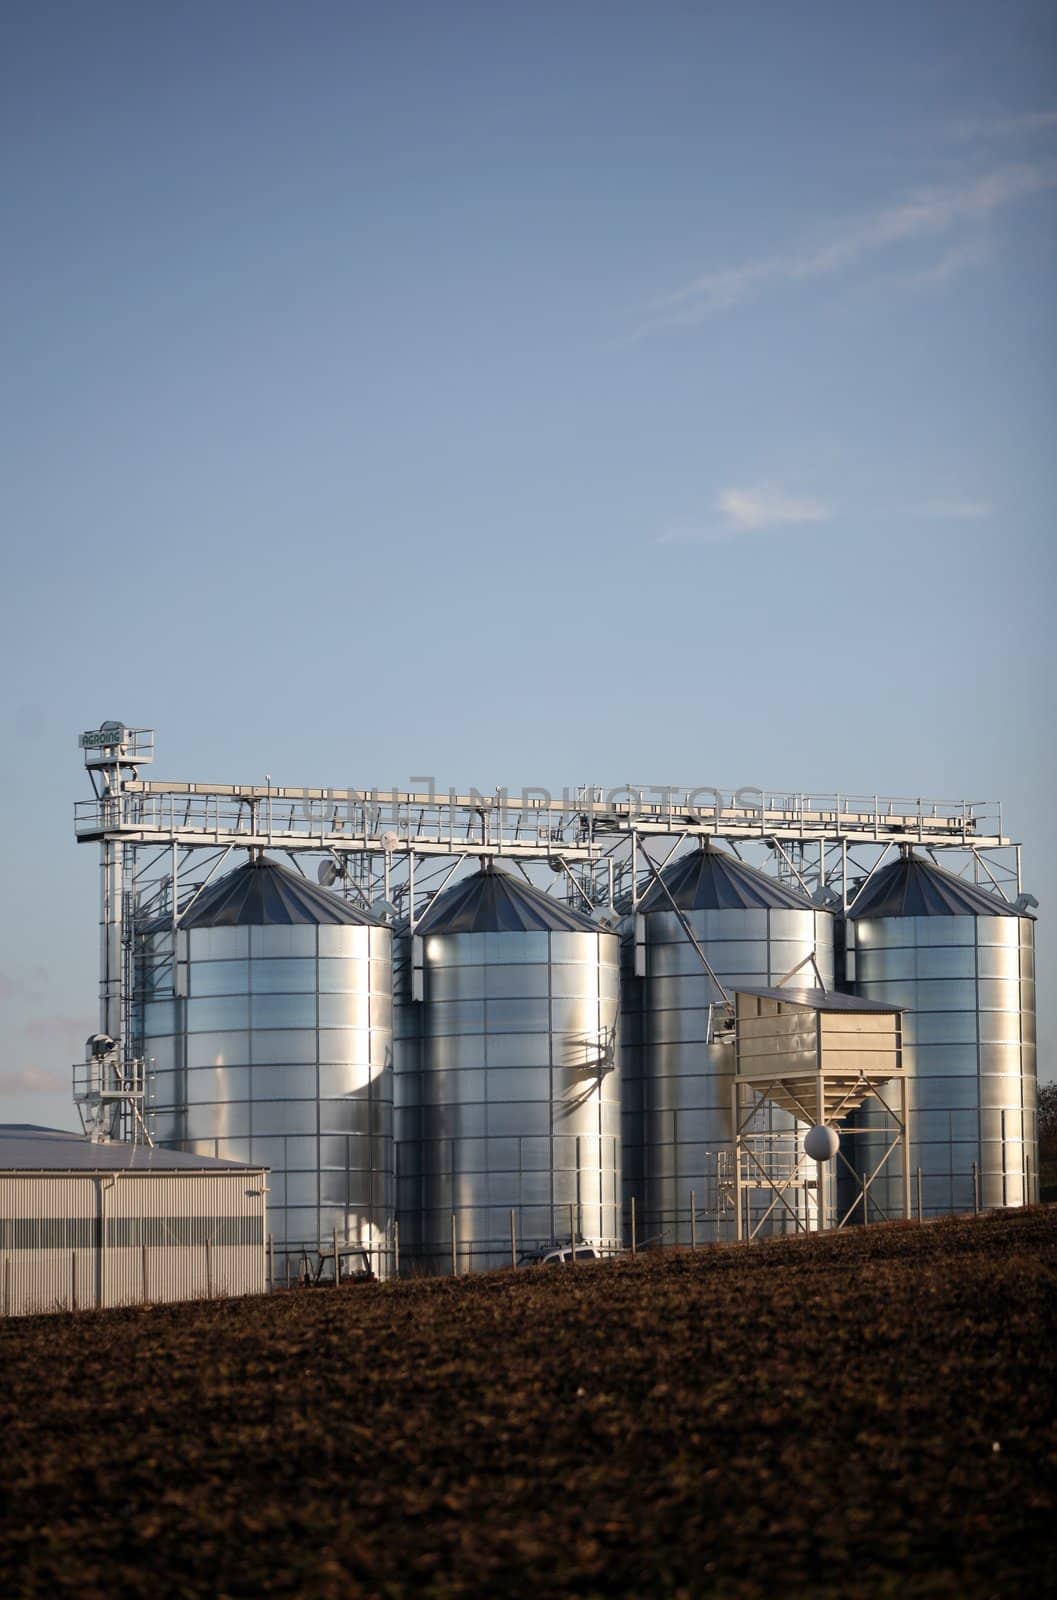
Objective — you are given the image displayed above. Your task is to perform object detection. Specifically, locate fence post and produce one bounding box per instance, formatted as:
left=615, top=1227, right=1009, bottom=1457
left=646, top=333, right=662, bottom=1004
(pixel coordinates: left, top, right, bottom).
left=450, top=1212, right=457, bottom=1277
left=333, top=1226, right=340, bottom=1285
left=569, top=1203, right=577, bottom=1264
left=916, top=1167, right=923, bottom=1223
left=972, top=1161, right=979, bottom=1216
left=268, top=1233, right=275, bottom=1292
left=205, top=1236, right=213, bottom=1299
left=394, top=1220, right=400, bottom=1279
left=690, top=1191, right=697, bottom=1251
left=1026, top=1152, right=1033, bottom=1206
left=861, top=1173, right=868, bottom=1226
left=510, top=1208, right=517, bottom=1270
left=71, top=1251, right=78, bottom=1312
left=630, top=1196, right=637, bottom=1256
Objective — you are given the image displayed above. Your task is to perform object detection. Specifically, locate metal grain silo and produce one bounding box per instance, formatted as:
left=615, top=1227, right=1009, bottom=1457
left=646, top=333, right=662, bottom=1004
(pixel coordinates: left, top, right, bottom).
left=845, top=851, right=1037, bottom=1218
left=624, top=844, right=835, bottom=1245
left=135, top=855, right=394, bottom=1279
left=391, top=925, right=423, bottom=1268
left=406, top=863, right=621, bottom=1273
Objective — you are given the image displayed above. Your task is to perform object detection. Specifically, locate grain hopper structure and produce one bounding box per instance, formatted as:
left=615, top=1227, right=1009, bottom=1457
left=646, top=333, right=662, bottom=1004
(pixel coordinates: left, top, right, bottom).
left=70, top=722, right=1040, bottom=1273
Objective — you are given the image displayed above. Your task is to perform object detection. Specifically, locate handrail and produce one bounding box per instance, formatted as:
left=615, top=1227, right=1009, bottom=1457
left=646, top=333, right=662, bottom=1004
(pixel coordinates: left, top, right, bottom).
left=73, top=784, right=1009, bottom=854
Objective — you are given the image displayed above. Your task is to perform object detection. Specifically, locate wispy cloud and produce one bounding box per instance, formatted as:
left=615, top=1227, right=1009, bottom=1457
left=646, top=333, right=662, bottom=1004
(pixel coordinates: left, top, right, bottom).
left=0, top=1065, right=67, bottom=1095
left=21, top=1015, right=94, bottom=1042
left=719, top=486, right=830, bottom=532
left=657, top=486, right=995, bottom=545
left=903, top=499, right=992, bottom=521
left=658, top=485, right=830, bottom=545
left=949, top=110, right=1057, bottom=142
left=0, top=968, right=49, bottom=1001
left=894, top=238, right=990, bottom=289
left=635, top=160, right=1057, bottom=336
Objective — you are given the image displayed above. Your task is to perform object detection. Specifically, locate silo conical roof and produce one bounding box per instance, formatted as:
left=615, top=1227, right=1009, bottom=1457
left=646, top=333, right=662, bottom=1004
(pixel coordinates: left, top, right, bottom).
left=415, top=864, right=601, bottom=934
left=636, top=844, right=815, bottom=913
left=848, top=853, right=1022, bottom=919
left=178, top=857, right=381, bottom=928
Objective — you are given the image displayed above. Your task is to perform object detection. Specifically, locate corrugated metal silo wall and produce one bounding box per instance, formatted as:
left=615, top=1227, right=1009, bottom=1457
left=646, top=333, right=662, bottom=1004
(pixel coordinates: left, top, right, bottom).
left=138, top=920, right=395, bottom=1279
left=622, top=904, right=835, bottom=1245
left=845, top=913, right=1038, bottom=1218
left=392, top=929, right=422, bottom=1265
left=618, top=920, right=643, bottom=1242
left=405, top=926, right=622, bottom=1274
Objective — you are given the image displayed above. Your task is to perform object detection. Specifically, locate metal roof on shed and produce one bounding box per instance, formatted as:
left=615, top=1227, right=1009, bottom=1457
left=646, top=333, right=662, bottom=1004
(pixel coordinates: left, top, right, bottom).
left=0, top=1126, right=262, bottom=1173
left=733, top=987, right=905, bottom=1013
left=178, top=857, right=380, bottom=929
left=848, top=854, right=1022, bottom=920
left=416, top=864, right=602, bottom=935
left=637, top=844, right=815, bottom=913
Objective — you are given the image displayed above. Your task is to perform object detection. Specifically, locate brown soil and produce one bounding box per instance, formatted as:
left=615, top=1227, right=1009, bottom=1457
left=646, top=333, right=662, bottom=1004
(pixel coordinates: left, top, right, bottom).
left=1, top=1208, right=1055, bottom=1599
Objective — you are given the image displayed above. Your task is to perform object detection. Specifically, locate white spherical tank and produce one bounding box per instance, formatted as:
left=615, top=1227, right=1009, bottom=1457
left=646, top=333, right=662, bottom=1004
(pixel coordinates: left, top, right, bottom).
left=804, top=1124, right=840, bottom=1162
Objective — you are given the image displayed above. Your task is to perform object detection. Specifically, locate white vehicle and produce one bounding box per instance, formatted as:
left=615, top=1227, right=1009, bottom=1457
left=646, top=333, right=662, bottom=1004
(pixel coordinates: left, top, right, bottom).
left=518, top=1238, right=602, bottom=1266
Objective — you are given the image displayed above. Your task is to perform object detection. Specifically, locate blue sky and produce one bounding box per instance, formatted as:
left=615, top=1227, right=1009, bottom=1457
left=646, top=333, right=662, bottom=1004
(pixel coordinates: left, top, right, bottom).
left=2, top=0, right=1054, bottom=1124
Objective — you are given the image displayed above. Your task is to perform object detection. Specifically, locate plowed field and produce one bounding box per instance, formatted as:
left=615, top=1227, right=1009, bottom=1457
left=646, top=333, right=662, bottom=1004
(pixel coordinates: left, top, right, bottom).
left=2, top=1208, right=1055, bottom=1599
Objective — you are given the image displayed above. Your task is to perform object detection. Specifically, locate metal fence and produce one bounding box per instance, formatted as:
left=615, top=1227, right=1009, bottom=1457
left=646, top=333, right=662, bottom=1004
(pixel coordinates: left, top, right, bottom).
left=405, top=1155, right=1038, bottom=1278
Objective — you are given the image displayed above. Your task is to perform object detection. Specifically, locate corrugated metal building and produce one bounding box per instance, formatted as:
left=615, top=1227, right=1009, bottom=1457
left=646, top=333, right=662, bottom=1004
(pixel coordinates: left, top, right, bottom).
left=0, top=1126, right=267, bottom=1317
